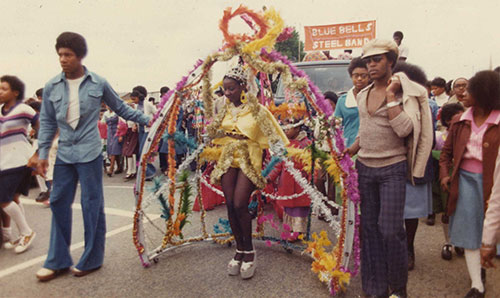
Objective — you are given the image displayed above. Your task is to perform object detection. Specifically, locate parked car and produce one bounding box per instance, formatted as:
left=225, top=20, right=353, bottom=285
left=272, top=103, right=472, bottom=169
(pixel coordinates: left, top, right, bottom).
left=274, top=60, right=352, bottom=103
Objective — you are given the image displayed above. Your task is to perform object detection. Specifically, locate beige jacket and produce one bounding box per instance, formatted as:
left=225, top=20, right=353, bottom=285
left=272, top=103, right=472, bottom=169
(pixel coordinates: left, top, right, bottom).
left=393, top=72, right=434, bottom=181
left=482, top=150, right=500, bottom=246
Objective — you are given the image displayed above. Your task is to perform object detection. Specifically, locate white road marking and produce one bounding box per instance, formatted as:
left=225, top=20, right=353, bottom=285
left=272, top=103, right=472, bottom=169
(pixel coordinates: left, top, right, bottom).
left=0, top=200, right=160, bottom=279
left=0, top=224, right=133, bottom=279
left=103, top=185, right=135, bottom=189
left=20, top=198, right=153, bottom=218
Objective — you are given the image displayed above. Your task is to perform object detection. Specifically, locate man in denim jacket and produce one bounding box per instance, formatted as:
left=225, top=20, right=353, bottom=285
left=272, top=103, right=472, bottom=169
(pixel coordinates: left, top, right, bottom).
left=34, top=32, right=151, bottom=281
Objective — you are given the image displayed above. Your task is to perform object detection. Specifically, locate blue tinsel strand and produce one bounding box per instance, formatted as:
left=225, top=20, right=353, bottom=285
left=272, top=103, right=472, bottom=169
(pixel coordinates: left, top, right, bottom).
left=261, top=155, right=283, bottom=178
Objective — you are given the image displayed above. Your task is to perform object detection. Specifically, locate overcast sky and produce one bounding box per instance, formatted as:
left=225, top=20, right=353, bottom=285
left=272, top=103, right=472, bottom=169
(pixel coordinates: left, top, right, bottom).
left=2, top=0, right=499, bottom=97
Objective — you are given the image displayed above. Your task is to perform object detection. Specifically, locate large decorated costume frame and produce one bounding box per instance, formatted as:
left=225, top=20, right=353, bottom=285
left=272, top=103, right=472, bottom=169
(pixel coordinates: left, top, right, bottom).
left=132, top=6, right=361, bottom=296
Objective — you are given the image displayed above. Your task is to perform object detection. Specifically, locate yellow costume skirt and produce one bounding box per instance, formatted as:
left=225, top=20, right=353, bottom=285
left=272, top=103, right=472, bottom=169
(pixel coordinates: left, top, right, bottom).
left=203, top=138, right=266, bottom=189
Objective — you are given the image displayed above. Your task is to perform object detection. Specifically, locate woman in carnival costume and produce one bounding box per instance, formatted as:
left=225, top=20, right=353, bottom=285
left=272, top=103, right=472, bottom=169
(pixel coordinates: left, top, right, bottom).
left=207, top=62, right=288, bottom=279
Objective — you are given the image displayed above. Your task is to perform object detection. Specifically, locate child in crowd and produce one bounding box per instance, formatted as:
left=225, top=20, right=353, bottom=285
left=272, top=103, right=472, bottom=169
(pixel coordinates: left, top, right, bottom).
left=39, top=132, right=59, bottom=207
left=433, top=103, right=465, bottom=260
left=98, top=107, right=108, bottom=172
left=101, top=106, right=124, bottom=177
left=26, top=101, right=51, bottom=204
left=267, top=118, right=311, bottom=236
left=0, top=75, right=37, bottom=253
left=439, top=70, right=500, bottom=297
left=121, top=101, right=139, bottom=180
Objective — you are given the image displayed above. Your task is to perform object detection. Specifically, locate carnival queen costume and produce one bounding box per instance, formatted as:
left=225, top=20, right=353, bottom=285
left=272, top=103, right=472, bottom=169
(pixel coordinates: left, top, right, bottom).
left=207, top=65, right=289, bottom=189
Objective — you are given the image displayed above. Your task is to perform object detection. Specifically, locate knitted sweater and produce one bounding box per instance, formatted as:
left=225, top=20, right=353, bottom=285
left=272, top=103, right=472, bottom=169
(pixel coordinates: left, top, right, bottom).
left=356, top=87, right=413, bottom=168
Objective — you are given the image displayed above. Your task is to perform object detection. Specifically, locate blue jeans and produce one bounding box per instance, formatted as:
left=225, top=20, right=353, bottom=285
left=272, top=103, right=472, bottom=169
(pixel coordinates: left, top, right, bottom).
left=44, top=155, right=106, bottom=271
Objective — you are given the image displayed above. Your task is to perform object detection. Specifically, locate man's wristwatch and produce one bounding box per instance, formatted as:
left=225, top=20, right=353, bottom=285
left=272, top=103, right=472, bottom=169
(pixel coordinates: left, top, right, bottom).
left=386, top=100, right=401, bottom=108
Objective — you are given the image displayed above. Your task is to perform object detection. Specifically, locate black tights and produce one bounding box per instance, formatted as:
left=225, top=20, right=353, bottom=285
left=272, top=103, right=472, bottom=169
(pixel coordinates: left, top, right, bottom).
left=405, top=218, right=419, bottom=255
left=221, top=168, right=256, bottom=255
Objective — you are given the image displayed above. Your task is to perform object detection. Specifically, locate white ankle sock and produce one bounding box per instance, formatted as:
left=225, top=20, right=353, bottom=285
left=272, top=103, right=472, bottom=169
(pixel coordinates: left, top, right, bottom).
left=464, top=249, right=484, bottom=292
left=127, top=155, right=136, bottom=175
left=3, top=202, right=32, bottom=236
left=2, top=226, right=12, bottom=240
left=17, top=201, right=25, bottom=216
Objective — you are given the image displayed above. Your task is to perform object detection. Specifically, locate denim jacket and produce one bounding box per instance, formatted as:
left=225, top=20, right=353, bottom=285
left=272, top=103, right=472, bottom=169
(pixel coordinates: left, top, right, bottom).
left=38, top=67, right=150, bottom=163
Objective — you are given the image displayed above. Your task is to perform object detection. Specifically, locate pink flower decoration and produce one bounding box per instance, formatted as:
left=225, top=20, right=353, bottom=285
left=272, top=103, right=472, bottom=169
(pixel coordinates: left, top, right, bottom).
left=277, top=27, right=294, bottom=42
left=280, top=232, right=289, bottom=240
left=283, top=223, right=291, bottom=231
left=265, top=240, right=272, bottom=247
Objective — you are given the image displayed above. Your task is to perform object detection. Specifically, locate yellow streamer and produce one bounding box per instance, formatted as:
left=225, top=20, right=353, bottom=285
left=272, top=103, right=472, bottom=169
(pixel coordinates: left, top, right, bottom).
left=243, top=7, right=284, bottom=56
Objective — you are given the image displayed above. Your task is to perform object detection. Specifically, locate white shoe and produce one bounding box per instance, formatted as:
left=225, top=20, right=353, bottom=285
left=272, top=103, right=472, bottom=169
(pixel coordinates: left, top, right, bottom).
left=36, top=268, right=56, bottom=281
left=240, top=250, right=256, bottom=279
left=227, top=249, right=244, bottom=276
left=3, top=237, right=21, bottom=249
left=14, top=231, right=36, bottom=254
left=36, top=267, right=69, bottom=282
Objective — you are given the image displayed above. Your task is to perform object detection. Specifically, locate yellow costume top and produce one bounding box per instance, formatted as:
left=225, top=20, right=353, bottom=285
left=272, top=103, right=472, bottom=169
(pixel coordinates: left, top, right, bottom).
left=210, top=102, right=289, bottom=188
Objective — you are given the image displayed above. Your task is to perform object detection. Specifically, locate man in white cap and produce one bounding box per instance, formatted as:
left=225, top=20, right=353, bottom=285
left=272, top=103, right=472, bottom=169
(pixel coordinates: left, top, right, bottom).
left=346, top=39, right=433, bottom=297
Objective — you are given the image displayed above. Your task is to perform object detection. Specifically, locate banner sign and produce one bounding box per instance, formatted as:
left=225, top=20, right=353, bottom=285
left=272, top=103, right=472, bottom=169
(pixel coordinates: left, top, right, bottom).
left=304, top=20, right=376, bottom=51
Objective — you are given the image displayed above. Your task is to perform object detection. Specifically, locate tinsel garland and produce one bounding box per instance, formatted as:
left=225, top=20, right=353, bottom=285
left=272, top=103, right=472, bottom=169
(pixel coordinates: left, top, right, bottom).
left=167, top=97, right=181, bottom=209
left=177, top=171, right=193, bottom=239
left=201, top=47, right=238, bottom=120
left=261, top=189, right=307, bottom=201
left=200, top=175, right=224, bottom=197
left=267, top=101, right=307, bottom=121
left=332, top=125, right=361, bottom=277
left=133, top=89, right=177, bottom=261
left=282, top=158, right=341, bottom=228
left=213, top=218, right=232, bottom=234
left=157, top=96, right=181, bottom=249
left=286, top=146, right=341, bottom=184
left=259, top=72, right=272, bottom=105
left=199, top=146, right=222, bottom=163
left=163, top=131, right=198, bottom=150
left=219, top=6, right=268, bottom=49
left=261, top=155, right=282, bottom=178
left=153, top=59, right=204, bottom=123
left=280, top=120, right=305, bottom=130
left=260, top=49, right=333, bottom=116
left=209, top=140, right=266, bottom=189
left=141, top=145, right=205, bottom=212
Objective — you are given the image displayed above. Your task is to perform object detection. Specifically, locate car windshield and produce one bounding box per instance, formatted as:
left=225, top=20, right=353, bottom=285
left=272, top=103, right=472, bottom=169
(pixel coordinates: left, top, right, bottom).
left=275, top=62, right=352, bottom=103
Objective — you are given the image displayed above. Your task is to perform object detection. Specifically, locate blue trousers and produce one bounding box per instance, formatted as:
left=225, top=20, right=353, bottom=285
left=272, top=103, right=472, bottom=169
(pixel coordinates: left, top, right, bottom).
left=44, top=155, right=106, bottom=271
left=357, top=160, right=408, bottom=296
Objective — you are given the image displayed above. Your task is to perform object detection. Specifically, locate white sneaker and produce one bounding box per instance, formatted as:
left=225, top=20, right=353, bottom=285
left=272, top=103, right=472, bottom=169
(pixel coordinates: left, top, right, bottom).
left=14, top=231, right=36, bottom=254
left=3, top=237, right=21, bottom=249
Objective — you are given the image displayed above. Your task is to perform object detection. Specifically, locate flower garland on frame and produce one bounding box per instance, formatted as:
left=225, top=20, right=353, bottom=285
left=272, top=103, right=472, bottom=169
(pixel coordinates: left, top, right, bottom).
left=132, top=5, right=362, bottom=296
left=301, top=231, right=351, bottom=295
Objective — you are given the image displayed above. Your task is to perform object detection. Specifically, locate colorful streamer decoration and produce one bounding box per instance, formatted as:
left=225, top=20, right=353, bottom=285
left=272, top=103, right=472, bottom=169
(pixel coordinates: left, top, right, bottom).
left=132, top=5, right=361, bottom=296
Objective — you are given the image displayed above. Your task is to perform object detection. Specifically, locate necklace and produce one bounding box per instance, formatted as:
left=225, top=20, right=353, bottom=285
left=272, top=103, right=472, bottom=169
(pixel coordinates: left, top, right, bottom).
left=229, top=103, right=247, bottom=123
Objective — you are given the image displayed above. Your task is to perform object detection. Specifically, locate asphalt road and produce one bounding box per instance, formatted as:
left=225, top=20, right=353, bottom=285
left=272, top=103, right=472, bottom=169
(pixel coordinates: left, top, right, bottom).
left=1, top=171, right=499, bottom=297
